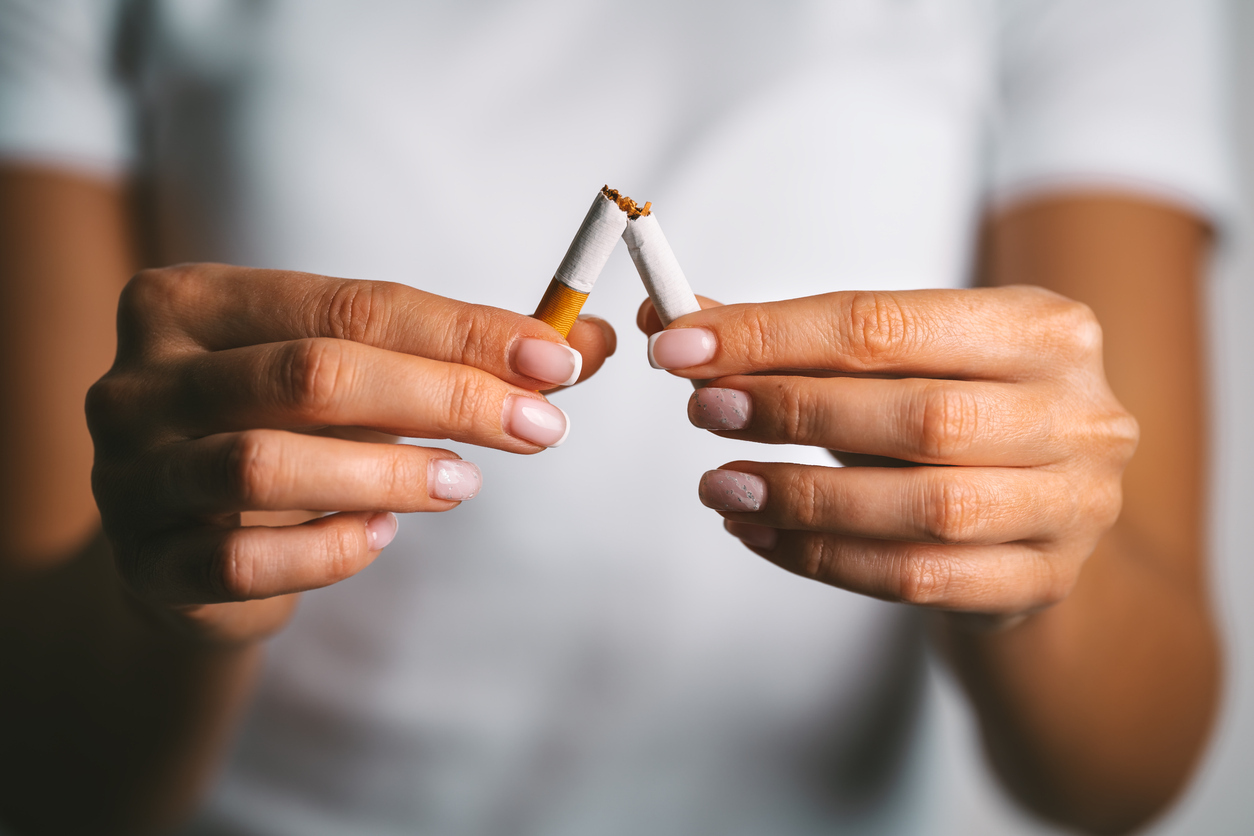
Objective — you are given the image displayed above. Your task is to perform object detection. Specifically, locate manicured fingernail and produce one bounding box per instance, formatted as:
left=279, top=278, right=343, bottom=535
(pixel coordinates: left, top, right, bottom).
left=513, top=338, right=583, bottom=386
left=428, top=459, right=482, bottom=501
left=699, top=469, right=767, bottom=512
left=689, top=388, right=752, bottom=430
left=505, top=397, right=570, bottom=447
left=724, top=519, right=779, bottom=550
left=367, top=512, right=399, bottom=550
left=648, top=328, right=716, bottom=370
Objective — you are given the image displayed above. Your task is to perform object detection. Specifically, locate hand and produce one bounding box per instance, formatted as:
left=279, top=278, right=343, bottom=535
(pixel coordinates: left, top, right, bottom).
left=639, top=286, right=1137, bottom=616
left=87, top=263, right=615, bottom=643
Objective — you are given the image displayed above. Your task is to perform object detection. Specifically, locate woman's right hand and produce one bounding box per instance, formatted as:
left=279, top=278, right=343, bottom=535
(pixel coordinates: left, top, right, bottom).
left=86, top=263, right=615, bottom=644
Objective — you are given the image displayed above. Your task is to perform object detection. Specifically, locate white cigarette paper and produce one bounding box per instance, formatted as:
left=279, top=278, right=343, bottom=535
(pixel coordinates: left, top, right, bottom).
left=554, top=191, right=628, bottom=294
left=623, top=212, right=701, bottom=327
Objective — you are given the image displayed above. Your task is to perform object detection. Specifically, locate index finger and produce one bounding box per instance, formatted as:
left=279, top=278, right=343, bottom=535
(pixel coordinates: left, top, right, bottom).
left=647, top=286, right=1099, bottom=381
left=120, top=263, right=584, bottom=388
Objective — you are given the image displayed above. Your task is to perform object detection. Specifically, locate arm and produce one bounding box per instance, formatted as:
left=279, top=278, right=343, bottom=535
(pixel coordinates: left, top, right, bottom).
left=636, top=193, right=1217, bottom=835
left=0, top=166, right=616, bottom=834
left=941, top=193, right=1219, bottom=833
left=0, top=166, right=264, bottom=834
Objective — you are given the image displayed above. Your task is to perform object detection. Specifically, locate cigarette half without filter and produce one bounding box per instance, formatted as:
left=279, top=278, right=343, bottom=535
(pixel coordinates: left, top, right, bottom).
left=623, top=210, right=701, bottom=328
left=533, top=186, right=629, bottom=338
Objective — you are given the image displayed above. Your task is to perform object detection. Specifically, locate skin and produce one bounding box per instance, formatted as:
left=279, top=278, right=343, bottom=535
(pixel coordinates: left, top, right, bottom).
left=0, top=162, right=1216, bottom=834
left=0, top=165, right=615, bottom=833
left=639, top=195, right=1217, bottom=833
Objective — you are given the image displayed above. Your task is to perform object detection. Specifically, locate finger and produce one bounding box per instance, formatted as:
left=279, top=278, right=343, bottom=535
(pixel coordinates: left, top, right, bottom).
left=636, top=295, right=723, bottom=336
left=645, top=285, right=1101, bottom=380
left=124, top=511, right=398, bottom=605
left=726, top=527, right=1072, bottom=614
left=167, top=338, right=570, bottom=451
left=560, top=315, right=617, bottom=386
left=146, top=430, right=482, bottom=515
left=120, top=264, right=590, bottom=389
left=699, top=462, right=1087, bottom=546
left=688, top=377, right=1057, bottom=466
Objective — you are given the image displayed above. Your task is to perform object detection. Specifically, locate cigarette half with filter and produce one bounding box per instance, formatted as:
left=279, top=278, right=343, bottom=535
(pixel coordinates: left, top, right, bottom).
left=621, top=201, right=703, bottom=371
left=533, top=186, right=630, bottom=338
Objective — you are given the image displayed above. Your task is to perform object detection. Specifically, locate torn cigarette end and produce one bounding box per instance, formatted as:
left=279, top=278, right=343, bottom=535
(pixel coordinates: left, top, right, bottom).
left=601, top=185, right=652, bottom=220
left=533, top=187, right=630, bottom=337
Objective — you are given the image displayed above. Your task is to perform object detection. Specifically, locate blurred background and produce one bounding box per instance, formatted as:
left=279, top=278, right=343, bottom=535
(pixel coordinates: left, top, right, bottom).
left=932, top=2, right=1254, bottom=832
left=0, top=2, right=1249, bottom=833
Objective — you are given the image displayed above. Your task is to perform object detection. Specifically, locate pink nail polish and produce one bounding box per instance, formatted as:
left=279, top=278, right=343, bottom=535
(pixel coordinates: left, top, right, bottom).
left=367, top=512, right=399, bottom=550
left=648, top=328, right=716, bottom=370
left=505, top=396, right=570, bottom=447
left=689, top=388, right=752, bottom=430
left=513, top=338, right=583, bottom=386
left=724, top=519, right=779, bottom=550
left=699, top=469, right=767, bottom=512
left=428, top=459, right=482, bottom=501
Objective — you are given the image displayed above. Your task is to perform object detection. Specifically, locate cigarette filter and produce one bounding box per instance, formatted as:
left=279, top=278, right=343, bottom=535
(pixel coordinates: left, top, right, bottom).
left=533, top=187, right=629, bottom=337
left=622, top=210, right=701, bottom=328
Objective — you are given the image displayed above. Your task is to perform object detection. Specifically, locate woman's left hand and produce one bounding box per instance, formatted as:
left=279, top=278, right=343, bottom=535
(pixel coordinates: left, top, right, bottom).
left=639, top=285, right=1139, bottom=616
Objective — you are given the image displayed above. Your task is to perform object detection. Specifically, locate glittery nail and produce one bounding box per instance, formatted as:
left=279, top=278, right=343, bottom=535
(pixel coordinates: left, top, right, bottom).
left=698, top=470, right=767, bottom=512
left=689, top=388, right=752, bottom=431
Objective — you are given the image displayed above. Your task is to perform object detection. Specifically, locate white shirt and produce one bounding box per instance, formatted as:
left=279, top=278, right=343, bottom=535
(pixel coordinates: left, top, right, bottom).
left=0, top=1, right=1230, bottom=834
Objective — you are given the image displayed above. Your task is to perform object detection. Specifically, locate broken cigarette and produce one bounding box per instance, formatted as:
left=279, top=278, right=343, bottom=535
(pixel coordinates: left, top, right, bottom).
left=533, top=186, right=629, bottom=338
left=622, top=203, right=701, bottom=328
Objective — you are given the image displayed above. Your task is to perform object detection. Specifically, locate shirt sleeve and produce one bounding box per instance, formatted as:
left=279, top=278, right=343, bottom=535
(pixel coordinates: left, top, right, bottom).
left=990, top=0, right=1235, bottom=226
left=0, top=0, right=134, bottom=176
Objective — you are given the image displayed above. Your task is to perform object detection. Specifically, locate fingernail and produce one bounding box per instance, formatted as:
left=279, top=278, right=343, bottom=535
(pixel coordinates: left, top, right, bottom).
left=367, top=512, right=399, bottom=550
left=689, top=388, right=752, bottom=430
left=699, top=469, right=767, bottom=512
left=428, top=459, right=482, bottom=501
left=513, top=338, right=583, bottom=386
left=648, top=328, right=716, bottom=370
left=505, top=396, right=570, bottom=447
left=724, top=519, right=779, bottom=550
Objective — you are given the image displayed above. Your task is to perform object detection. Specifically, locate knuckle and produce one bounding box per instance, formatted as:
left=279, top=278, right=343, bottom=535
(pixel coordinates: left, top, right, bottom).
left=116, top=265, right=206, bottom=352
left=1092, top=479, right=1125, bottom=530
left=1046, top=299, right=1103, bottom=361
left=773, top=382, right=816, bottom=443
left=447, top=305, right=499, bottom=368
left=84, top=374, right=130, bottom=439
left=1035, top=556, right=1079, bottom=607
left=1104, top=409, right=1141, bottom=461
left=227, top=430, right=283, bottom=507
left=121, top=264, right=200, bottom=313
left=320, top=523, right=365, bottom=585
left=730, top=306, right=773, bottom=365
left=214, top=532, right=256, bottom=601
left=922, top=479, right=982, bottom=545
left=283, top=338, right=351, bottom=417
left=915, top=384, right=980, bottom=461
left=844, top=291, right=909, bottom=365
left=896, top=551, right=955, bottom=605
left=381, top=448, right=428, bottom=499
left=440, top=368, right=495, bottom=432
left=792, top=472, right=832, bottom=531
left=796, top=534, right=839, bottom=582
left=322, top=281, right=393, bottom=344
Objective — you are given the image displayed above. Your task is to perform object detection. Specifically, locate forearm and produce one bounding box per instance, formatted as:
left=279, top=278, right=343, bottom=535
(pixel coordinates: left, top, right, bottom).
left=935, top=533, right=1220, bottom=833
left=947, top=193, right=1220, bottom=833
left=0, top=534, right=262, bottom=834
left=0, top=167, right=260, bottom=833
